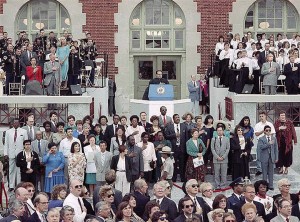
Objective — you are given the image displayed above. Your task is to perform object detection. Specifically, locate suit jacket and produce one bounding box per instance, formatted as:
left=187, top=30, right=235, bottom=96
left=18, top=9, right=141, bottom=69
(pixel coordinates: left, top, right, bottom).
left=22, top=125, right=40, bottom=141
left=28, top=212, right=42, bottom=222
left=211, top=136, right=230, bottom=163
left=138, top=121, right=153, bottom=133
left=108, top=79, right=117, bottom=97
left=159, top=115, right=173, bottom=128
left=0, top=214, right=20, bottom=222
left=227, top=193, right=244, bottom=210
left=187, top=81, right=201, bottom=102
left=192, top=196, right=211, bottom=222
left=50, top=121, right=58, bottom=133
left=31, top=139, right=49, bottom=160
left=261, top=62, right=281, bottom=86
left=110, top=155, right=132, bottom=182
left=110, top=137, right=126, bottom=155
left=134, top=191, right=151, bottom=217
left=16, top=150, right=40, bottom=173
left=127, top=144, right=144, bottom=176
left=230, top=136, right=252, bottom=164
left=174, top=214, right=202, bottom=222
left=271, top=215, right=299, bottom=222
left=258, top=51, right=276, bottom=68
left=43, top=60, right=61, bottom=86
left=284, top=63, right=300, bottom=85
left=4, top=127, right=28, bottom=158
left=159, top=197, right=178, bottom=222
left=104, top=124, right=123, bottom=149
left=94, top=151, right=113, bottom=182
left=292, top=204, right=300, bottom=220
left=68, top=52, right=82, bottom=75
left=233, top=200, right=266, bottom=222
left=93, top=185, right=122, bottom=210
left=20, top=50, right=38, bottom=75
left=164, top=123, right=188, bottom=153
left=257, top=135, right=278, bottom=163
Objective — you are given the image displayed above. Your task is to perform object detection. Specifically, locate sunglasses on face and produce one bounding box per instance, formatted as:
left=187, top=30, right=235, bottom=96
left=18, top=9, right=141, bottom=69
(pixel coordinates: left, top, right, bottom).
left=191, top=184, right=199, bottom=188
left=28, top=189, right=35, bottom=193
left=237, top=129, right=243, bottom=132
left=107, top=194, right=115, bottom=198
left=265, top=129, right=271, bottom=132
left=282, top=184, right=291, bottom=187
left=216, top=213, right=223, bottom=217
left=159, top=217, right=167, bottom=221
left=225, top=220, right=236, bottom=222
left=74, top=185, right=83, bottom=189
left=84, top=191, right=89, bottom=195
left=184, top=204, right=195, bottom=209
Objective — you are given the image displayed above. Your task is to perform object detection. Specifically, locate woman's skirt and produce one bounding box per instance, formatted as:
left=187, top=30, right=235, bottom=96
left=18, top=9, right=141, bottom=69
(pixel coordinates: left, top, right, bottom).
left=85, top=173, right=97, bottom=184
left=44, top=175, right=64, bottom=193
left=186, top=156, right=206, bottom=182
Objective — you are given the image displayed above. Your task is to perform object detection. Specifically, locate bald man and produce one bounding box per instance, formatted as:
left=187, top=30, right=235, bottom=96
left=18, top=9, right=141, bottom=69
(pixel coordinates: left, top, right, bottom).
left=15, top=187, right=32, bottom=221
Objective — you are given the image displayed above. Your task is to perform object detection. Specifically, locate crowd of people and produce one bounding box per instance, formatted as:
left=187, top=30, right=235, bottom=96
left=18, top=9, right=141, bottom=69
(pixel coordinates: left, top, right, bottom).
left=1, top=104, right=299, bottom=222
left=215, top=32, right=300, bottom=95
left=0, top=30, right=98, bottom=95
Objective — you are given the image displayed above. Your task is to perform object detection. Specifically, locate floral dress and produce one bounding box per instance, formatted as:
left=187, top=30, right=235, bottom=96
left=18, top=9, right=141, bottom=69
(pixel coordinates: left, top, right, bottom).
left=68, top=152, right=87, bottom=183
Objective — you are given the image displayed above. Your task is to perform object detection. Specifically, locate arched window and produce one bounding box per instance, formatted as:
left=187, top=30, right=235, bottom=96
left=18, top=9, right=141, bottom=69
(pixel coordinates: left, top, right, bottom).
left=130, top=0, right=185, bottom=51
left=16, top=0, right=71, bottom=40
left=244, top=0, right=299, bottom=37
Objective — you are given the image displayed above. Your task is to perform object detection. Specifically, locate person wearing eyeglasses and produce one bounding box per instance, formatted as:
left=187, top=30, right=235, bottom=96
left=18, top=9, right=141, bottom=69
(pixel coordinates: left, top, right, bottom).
left=199, top=182, right=214, bottom=210
left=21, top=182, right=36, bottom=214
left=151, top=211, right=169, bottom=222
left=223, top=212, right=236, bottom=222
left=175, top=197, right=201, bottom=222
left=80, top=185, right=94, bottom=215
left=63, top=179, right=87, bottom=222
left=271, top=199, right=299, bottom=222
left=29, top=192, right=49, bottom=222
left=273, top=179, right=298, bottom=206
left=230, top=125, right=253, bottom=181
left=185, top=179, right=210, bottom=222
left=60, top=205, right=75, bottom=222
left=211, top=208, right=225, bottom=222
left=257, top=125, right=278, bottom=190
left=99, top=185, right=116, bottom=220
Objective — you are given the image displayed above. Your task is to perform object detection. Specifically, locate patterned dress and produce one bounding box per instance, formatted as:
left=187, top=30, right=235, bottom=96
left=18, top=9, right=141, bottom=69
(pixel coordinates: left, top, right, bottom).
left=68, top=152, right=87, bottom=183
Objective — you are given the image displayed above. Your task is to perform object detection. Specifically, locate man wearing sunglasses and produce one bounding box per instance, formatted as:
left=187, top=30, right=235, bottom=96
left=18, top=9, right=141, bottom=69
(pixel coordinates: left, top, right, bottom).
left=175, top=196, right=201, bottom=222
left=63, top=179, right=87, bottom=222
left=257, top=125, right=278, bottom=190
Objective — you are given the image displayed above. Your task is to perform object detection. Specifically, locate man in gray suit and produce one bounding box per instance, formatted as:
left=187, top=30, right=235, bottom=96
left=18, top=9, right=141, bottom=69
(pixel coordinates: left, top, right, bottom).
left=261, top=53, right=281, bottom=95
left=44, top=53, right=60, bottom=96
left=94, top=141, right=113, bottom=186
left=257, top=125, right=278, bottom=190
left=22, top=113, right=39, bottom=141
left=31, top=131, right=49, bottom=191
left=271, top=199, right=299, bottom=222
left=211, top=125, right=230, bottom=189
left=187, top=75, right=201, bottom=116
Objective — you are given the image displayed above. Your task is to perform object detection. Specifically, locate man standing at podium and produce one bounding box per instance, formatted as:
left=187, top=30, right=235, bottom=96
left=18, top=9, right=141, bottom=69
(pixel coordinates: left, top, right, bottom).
left=142, top=70, right=169, bottom=100
left=187, top=75, right=201, bottom=116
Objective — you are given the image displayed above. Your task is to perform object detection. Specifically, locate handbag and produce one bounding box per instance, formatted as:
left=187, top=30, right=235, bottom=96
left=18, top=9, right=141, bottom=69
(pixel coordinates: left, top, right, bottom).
left=149, top=160, right=155, bottom=169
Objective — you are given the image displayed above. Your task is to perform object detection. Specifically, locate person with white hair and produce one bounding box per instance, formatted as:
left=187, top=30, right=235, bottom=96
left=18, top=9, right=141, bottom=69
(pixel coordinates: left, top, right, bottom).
left=273, top=178, right=298, bottom=206
left=0, top=200, right=25, bottom=222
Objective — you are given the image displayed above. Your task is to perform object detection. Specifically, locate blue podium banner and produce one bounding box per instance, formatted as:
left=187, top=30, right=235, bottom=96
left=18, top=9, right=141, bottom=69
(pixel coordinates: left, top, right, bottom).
left=148, top=84, right=174, bottom=101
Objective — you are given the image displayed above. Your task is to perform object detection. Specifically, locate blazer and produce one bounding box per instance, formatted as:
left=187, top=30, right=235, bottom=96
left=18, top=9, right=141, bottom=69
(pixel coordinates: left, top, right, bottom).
left=110, top=137, right=126, bottom=156
left=159, top=197, right=178, bottom=222
left=127, top=145, right=144, bottom=176
left=227, top=193, right=244, bottom=210
left=28, top=212, right=42, bottom=222
left=258, top=50, right=276, bottom=68
left=211, top=136, right=230, bottom=163
left=104, top=124, right=123, bottom=149
left=20, top=50, right=38, bottom=75
left=43, top=60, right=61, bottom=86
left=110, top=155, right=132, bottom=182
left=22, top=125, right=40, bottom=141
left=50, top=121, right=57, bottom=133
left=192, top=196, right=211, bottom=222
left=261, top=62, right=281, bottom=86
left=165, top=123, right=188, bottom=153
left=158, top=115, right=173, bottom=128
left=230, top=136, right=252, bottom=164
left=31, top=139, right=49, bottom=160
left=68, top=52, right=82, bottom=75
left=133, top=191, right=150, bottom=217
left=94, top=151, right=113, bottom=181
left=4, top=127, right=28, bottom=158
left=138, top=121, right=153, bottom=133
left=233, top=200, right=266, bottom=222
left=271, top=215, right=299, bottom=222
left=174, top=214, right=202, bottom=222
left=284, top=63, right=300, bottom=85
left=257, top=135, right=278, bottom=163
left=16, top=150, right=40, bottom=173
left=187, top=81, right=201, bottom=102
left=0, top=214, right=20, bottom=222
left=292, top=204, right=300, bottom=220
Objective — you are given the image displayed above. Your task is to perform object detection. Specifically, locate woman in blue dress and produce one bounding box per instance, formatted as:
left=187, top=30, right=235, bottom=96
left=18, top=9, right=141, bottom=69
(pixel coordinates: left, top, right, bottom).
left=43, top=142, right=65, bottom=194
left=57, top=37, right=70, bottom=89
left=238, top=116, right=254, bottom=141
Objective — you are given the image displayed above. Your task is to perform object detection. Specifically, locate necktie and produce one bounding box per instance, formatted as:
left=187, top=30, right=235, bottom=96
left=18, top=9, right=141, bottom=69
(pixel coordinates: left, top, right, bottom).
left=286, top=218, right=289, bottom=222
left=78, top=198, right=83, bottom=212
left=219, top=136, right=222, bottom=146
left=38, top=141, right=41, bottom=153
left=29, top=126, right=33, bottom=140
left=163, top=116, right=166, bottom=126
left=156, top=199, right=160, bottom=205
left=14, top=129, right=17, bottom=142
left=176, top=124, right=180, bottom=145
left=270, top=62, right=272, bottom=68
left=101, top=153, right=105, bottom=165
left=42, top=214, right=46, bottom=222
left=24, top=203, right=30, bottom=217
left=267, top=136, right=270, bottom=142
left=193, top=81, right=196, bottom=87
left=292, top=63, right=294, bottom=68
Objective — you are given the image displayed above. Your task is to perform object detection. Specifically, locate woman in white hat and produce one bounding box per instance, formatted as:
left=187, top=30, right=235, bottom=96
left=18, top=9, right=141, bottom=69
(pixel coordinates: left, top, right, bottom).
left=159, top=146, right=174, bottom=189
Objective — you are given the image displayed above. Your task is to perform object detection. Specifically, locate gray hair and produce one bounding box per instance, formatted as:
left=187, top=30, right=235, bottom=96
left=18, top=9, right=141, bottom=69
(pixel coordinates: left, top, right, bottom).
left=277, top=178, right=290, bottom=190
left=60, top=205, right=74, bottom=218
left=185, top=179, right=198, bottom=190
left=95, top=201, right=108, bottom=213
left=199, top=182, right=213, bottom=194
left=134, top=179, right=146, bottom=191
left=9, top=200, right=24, bottom=214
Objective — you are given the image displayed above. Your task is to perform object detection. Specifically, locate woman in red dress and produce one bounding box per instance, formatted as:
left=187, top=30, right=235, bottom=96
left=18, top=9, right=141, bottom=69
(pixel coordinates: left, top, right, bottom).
left=26, top=57, right=42, bottom=83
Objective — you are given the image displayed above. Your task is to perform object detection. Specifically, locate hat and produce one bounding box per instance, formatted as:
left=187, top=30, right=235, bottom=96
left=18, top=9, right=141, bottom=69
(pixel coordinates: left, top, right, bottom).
left=229, top=177, right=244, bottom=188
left=159, top=146, right=173, bottom=154
left=213, top=120, right=229, bottom=131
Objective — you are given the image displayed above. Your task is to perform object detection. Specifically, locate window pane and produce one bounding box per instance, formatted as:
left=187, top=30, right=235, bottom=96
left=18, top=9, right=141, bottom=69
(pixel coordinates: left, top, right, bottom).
left=49, top=10, right=56, bottom=19
left=146, top=40, right=154, bottom=48
left=162, top=31, right=169, bottom=39
left=145, top=1, right=154, bottom=25
left=153, top=7, right=161, bottom=24
left=268, top=19, right=274, bottom=28
left=32, top=10, right=40, bottom=19
left=40, top=11, right=48, bottom=19
left=132, top=31, right=140, bottom=39
left=19, top=19, right=28, bottom=30
left=162, top=5, right=169, bottom=25
left=274, top=0, right=283, bottom=8
left=258, top=8, right=266, bottom=18
left=131, top=6, right=141, bottom=26
left=175, top=31, right=183, bottom=39
left=245, top=16, right=254, bottom=29
left=267, top=9, right=274, bottom=18
left=275, top=9, right=282, bottom=18
left=49, top=20, right=56, bottom=29
left=132, top=40, right=140, bottom=48
left=175, top=40, right=183, bottom=48
left=154, top=40, right=162, bottom=48
left=275, top=19, right=282, bottom=28
left=41, top=20, right=48, bottom=29
left=162, top=40, right=169, bottom=48
left=48, top=1, right=57, bottom=10
left=288, top=17, right=296, bottom=29
left=139, top=61, right=153, bottom=79
left=162, top=61, right=176, bottom=79
left=266, top=0, right=274, bottom=8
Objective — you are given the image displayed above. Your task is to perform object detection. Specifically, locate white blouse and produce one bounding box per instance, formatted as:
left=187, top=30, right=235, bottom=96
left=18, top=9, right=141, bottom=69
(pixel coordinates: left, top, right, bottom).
left=137, top=142, right=157, bottom=172
left=84, top=145, right=100, bottom=173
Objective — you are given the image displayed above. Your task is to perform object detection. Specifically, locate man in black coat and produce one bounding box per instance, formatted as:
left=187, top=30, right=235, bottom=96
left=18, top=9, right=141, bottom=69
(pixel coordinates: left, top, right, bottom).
left=29, top=193, right=49, bottom=222
left=104, top=115, right=123, bottom=149
left=133, top=178, right=150, bottom=217
left=175, top=196, right=202, bottom=222
left=138, top=112, right=152, bottom=133
left=284, top=55, right=300, bottom=95
left=0, top=200, right=25, bottom=222
left=258, top=43, right=276, bottom=68
left=227, top=177, right=245, bottom=210
left=68, top=45, right=82, bottom=86
left=232, top=184, right=266, bottom=222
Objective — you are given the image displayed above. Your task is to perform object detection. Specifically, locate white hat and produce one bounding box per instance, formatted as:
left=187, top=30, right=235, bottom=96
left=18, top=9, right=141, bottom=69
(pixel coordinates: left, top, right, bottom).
left=159, top=146, right=173, bottom=154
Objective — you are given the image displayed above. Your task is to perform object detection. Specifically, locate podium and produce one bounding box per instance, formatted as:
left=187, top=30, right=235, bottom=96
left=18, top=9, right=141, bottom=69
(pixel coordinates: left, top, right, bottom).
left=148, top=84, right=174, bottom=101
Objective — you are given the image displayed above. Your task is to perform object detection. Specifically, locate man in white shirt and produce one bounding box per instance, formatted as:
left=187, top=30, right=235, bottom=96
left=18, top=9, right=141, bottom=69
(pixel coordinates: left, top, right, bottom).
left=125, top=115, right=145, bottom=144
left=63, top=180, right=87, bottom=222
left=254, top=111, right=275, bottom=176
left=59, top=128, right=81, bottom=186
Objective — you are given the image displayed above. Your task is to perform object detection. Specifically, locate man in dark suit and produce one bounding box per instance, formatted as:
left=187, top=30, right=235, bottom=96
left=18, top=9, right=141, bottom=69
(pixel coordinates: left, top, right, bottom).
left=284, top=54, right=300, bottom=94
left=153, top=181, right=178, bottom=222
left=49, top=111, right=58, bottom=133
left=185, top=179, right=210, bottom=222
left=68, top=45, right=82, bottom=86
left=20, top=43, right=38, bottom=76
left=93, top=170, right=122, bottom=210
left=29, top=193, right=49, bottom=222
left=104, top=115, right=123, bottom=149
left=0, top=200, right=25, bottom=222
left=175, top=197, right=202, bottom=222
left=108, top=77, right=117, bottom=116
left=133, top=179, right=150, bottom=217
left=232, top=184, right=266, bottom=222
left=127, top=135, right=144, bottom=184
left=258, top=43, right=276, bottom=68
left=14, top=187, right=32, bottom=221
left=138, top=111, right=152, bottom=133
left=292, top=193, right=300, bottom=220
left=227, top=177, right=245, bottom=210
left=94, top=201, right=112, bottom=222
left=164, top=114, right=188, bottom=182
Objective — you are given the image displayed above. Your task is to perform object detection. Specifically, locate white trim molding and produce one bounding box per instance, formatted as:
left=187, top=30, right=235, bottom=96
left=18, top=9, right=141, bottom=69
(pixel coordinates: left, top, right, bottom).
left=0, top=0, right=86, bottom=42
